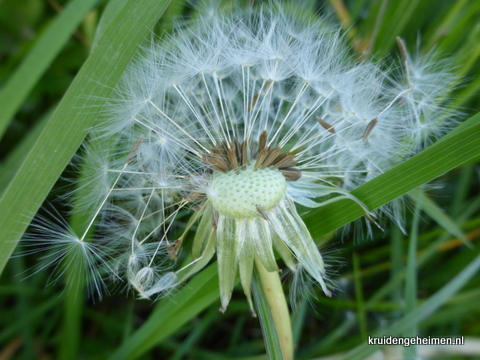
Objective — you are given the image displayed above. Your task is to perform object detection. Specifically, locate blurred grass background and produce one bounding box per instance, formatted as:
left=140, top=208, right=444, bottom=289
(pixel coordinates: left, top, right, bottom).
left=0, top=0, right=479, bottom=359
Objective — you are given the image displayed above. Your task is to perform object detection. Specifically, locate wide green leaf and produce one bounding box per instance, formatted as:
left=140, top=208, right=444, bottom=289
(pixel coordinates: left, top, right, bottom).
left=0, top=0, right=173, bottom=274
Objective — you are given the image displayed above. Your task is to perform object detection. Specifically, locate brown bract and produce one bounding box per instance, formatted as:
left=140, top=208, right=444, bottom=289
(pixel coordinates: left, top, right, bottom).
left=201, top=130, right=301, bottom=181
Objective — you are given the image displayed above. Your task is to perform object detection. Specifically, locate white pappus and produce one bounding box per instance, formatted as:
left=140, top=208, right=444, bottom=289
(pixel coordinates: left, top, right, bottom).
left=23, top=1, right=458, bottom=313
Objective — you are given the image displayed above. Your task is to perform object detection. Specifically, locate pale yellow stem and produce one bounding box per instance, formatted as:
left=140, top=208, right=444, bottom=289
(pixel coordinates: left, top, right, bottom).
left=255, top=259, right=293, bottom=360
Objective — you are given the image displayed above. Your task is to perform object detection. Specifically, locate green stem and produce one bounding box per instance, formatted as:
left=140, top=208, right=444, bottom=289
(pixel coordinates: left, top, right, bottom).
left=59, top=270, right=85, bottom=360
left=255, top=259, right=293, bottom=360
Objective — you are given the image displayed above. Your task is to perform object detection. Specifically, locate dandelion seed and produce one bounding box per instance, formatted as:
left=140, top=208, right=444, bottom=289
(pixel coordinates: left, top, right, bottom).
left=23, top=2, right=457, bottom=311
left=363, top=118, right=378, bottom=141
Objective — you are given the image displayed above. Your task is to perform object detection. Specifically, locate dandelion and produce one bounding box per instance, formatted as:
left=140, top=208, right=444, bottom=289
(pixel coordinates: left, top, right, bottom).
left=25, top=0, right=457, bottom=325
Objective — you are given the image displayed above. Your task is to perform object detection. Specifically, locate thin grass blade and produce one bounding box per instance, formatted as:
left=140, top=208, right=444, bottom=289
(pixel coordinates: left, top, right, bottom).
left=252, top=273, right=284, bottom=360
left=345, top=253, right=480, bottom=359
left=304, top=113, right=480, bottom=238
left=0, top=0, right=101, bottom=139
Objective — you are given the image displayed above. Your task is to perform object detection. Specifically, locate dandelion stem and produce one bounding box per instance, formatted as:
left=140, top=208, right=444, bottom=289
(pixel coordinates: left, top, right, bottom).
left=255, top=259, right=293, bottom=360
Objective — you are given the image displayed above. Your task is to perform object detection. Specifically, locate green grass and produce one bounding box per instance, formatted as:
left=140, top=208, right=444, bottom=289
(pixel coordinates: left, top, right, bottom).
left=1, top=0, right=479, bottom=359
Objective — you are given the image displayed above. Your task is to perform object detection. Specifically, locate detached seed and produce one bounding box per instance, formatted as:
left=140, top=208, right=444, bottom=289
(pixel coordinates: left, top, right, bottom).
left=363, top=118, right=378, bottom=141
left=317, top=117, right=336, bottom=134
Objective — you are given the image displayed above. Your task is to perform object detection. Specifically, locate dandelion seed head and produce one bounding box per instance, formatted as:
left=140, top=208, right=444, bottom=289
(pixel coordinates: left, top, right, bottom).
left=22, top=1, right=459, bottom=309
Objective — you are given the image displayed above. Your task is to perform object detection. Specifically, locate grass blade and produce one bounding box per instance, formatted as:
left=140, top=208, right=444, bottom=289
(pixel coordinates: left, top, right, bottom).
left=352, top=253, right=367, bottom=342
left=252, top=272, right=284, bottom=360
left=304, top=112, right=480, bottom=238
left=345, top=253, right=480, bottom=359
left=0, top=108, right=52, bottom=190
left=403, top=204, right=420, bottom=359
left=0, top=0, right=173, bottom=274
left=409, top=189, right=469, bottom=246
left=0, top=0, right=101, bottom=139
left=109, top=264, right=219, bottom=360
